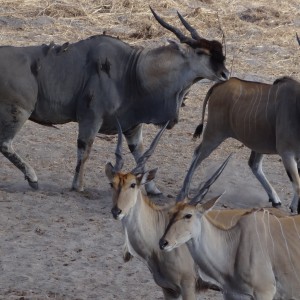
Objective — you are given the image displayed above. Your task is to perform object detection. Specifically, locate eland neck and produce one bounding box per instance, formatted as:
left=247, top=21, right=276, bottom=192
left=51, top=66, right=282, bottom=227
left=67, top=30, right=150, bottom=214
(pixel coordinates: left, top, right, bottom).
left=137, top=46, right=187, bottom=94
left=187, top=212, right=241, bottom=286
left=123, top=190, right=169, bottom=255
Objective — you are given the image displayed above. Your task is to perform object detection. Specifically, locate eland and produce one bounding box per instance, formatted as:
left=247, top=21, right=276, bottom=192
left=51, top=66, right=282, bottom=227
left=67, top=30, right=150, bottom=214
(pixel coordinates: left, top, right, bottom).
left=105, top=121, right=220, bottom=300
left=186, top=76, right=300, bottom=213
left=160, top=155, right=300, bottom=300
left=0, top=7, right=228, bottom=193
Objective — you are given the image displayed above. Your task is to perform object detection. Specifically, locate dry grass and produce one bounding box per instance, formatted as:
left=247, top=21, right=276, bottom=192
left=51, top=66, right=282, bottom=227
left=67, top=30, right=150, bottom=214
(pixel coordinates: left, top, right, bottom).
left=0, top=0, right=299, bottom=81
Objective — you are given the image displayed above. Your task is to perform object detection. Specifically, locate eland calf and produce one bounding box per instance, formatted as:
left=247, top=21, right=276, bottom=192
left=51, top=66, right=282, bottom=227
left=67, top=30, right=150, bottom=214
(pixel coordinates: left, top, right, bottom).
left=160, top=196, right=300, bottom=300
left=189, top=76, right=300, bottom=213
left=105, top=121, right=219, bottom=300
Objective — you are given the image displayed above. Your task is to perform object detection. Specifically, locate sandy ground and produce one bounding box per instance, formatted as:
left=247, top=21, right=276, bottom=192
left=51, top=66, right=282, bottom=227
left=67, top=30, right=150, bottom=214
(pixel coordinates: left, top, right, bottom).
left=0, top=1, right=299, bottom=299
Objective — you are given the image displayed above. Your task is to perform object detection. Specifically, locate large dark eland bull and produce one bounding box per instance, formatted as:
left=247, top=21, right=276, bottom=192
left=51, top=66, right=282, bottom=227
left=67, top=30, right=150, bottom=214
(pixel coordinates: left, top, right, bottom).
left=180, top=76, right=300, bottom=213
left=0, top=8, right=228, bottom=192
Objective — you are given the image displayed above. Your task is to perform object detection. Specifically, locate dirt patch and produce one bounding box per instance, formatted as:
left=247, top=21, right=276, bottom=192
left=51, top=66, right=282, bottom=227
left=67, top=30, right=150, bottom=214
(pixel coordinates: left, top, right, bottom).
left=239, top=6, right=281, bottom=26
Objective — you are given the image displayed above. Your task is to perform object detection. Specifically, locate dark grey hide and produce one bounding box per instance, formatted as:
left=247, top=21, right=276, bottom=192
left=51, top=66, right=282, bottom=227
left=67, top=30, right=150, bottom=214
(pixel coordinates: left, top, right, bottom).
left=0, top=16, right=228, bottom=192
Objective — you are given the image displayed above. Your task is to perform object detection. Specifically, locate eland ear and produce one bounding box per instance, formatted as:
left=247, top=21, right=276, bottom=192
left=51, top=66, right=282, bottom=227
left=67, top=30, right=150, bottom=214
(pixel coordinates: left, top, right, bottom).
left=136, top=168, right=158, bottom=185
left=196, top=193, right=224, bottom=213
left=105, top=162, right=115, bottom=180
left=167, top=39, right=187, bottom=54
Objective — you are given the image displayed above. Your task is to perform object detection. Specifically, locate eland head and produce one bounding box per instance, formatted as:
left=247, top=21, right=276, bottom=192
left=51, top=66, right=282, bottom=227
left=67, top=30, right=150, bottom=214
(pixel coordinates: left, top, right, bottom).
left=159, top=154, right=231, bottom=251
left=105, top=120, right=168, bottom=220
left=150, top=7, right=229, bottom=82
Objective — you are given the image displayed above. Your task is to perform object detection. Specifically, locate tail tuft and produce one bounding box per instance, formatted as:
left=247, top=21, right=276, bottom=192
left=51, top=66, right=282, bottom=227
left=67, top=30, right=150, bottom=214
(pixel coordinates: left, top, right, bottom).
left=193, top=124, right=203, bottom=139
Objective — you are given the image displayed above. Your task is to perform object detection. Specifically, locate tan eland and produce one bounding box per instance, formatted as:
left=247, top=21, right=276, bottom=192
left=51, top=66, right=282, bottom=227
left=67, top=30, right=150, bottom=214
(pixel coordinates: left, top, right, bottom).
left=185, top=76, right=300, bottom=213
left=160, top=157, right=300, bottom=300
left=105, top=121, right=220, bottom=300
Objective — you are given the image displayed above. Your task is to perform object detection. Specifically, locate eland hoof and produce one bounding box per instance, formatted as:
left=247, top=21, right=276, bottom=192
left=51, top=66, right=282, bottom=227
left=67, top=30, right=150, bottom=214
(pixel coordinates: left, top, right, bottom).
left=289, top=206, right=298, bottom=214
left=28, top=180, right=39, bottom=190
left=123, top=251, right=133, bottom=262
left=269, top=198, right=281, bottom=208
left=145, top=182, right=162, bottom=195
left=271, top=201, right=281, bottom=208
left=71, top=184, right=84, bottom=192
left=146, top=187, right=162, bottom=196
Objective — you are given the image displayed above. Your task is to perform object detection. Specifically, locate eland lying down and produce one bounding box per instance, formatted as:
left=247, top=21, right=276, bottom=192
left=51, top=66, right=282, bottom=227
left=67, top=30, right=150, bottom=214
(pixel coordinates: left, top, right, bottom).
left=0, top=7, right=228, bottom=192
left=160, top=197, right=300, bottom=299
left=189, top=76, right=300, bottom=213
left=105, top=122, right=219, bottom=300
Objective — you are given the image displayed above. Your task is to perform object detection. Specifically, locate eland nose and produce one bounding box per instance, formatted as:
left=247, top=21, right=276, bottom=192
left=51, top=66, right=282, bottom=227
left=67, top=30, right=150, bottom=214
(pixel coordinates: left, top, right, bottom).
left=220, top=69, right=229, bottom=81
left=111, top=206, right=122, bottom=219
left=159, top=238, right=169, bottom=250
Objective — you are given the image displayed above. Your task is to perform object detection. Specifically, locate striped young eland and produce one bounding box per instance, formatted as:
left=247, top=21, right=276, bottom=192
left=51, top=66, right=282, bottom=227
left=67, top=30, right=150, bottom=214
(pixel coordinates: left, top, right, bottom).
left=105, top=121, right=220, bottom=300
left=185, top=76, right=300, bottom=213
left=159, top=160, right=300, bottom=300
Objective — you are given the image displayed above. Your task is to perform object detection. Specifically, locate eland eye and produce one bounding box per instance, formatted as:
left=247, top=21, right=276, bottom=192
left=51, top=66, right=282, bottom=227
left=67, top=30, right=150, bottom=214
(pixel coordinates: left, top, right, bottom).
left=109, top=182, right=113, bottom=188
left=196, top=49, right=210, bottom=56
left=130, top=183, right=136, bottom=188
left=185, top=214, right=192, bottom=219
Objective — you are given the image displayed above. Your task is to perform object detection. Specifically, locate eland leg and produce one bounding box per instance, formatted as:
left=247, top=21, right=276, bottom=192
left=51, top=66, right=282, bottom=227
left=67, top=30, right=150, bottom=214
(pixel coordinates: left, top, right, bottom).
left=0, top=104, right=38, bottom=188
left=248, top=151, right=281, bottom=207
left=161, top=288, right=180, bottom=300
left=178, top=132, right=226, bottom=199
left=181, top=281, right=197, bottom=300
left=280, top=153, right=300, bottom=213
left=124, top=124, right=161, bottom=195
left=253, top=288, right=276, bottom=300
left=223, top=293, right=253, bottom=300
left=72, top=117, right=102, bottom=192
